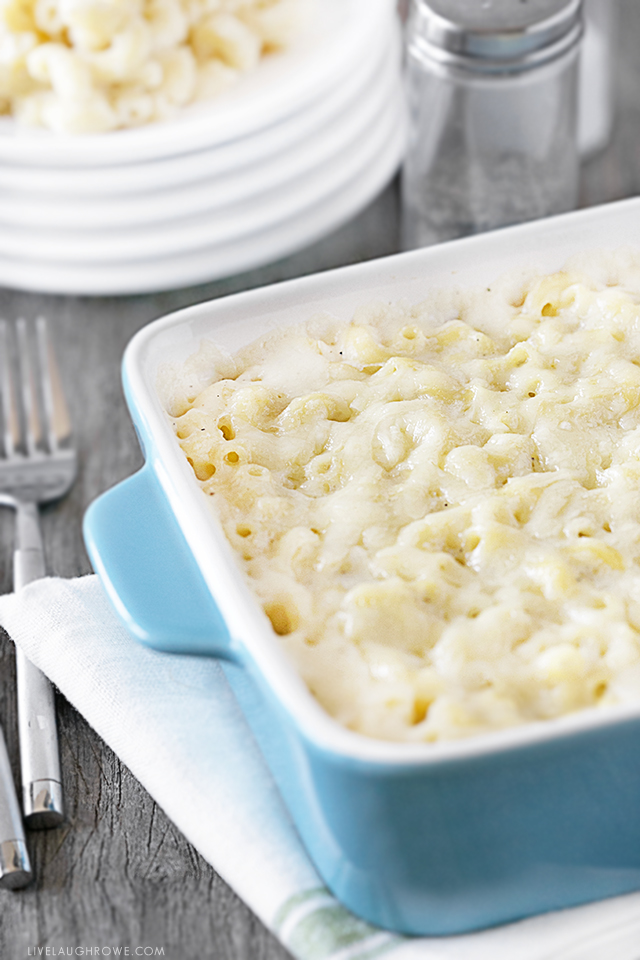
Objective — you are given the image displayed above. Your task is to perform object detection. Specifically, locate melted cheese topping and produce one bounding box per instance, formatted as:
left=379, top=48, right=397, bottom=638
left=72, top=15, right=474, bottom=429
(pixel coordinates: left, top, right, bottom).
left=169, top=256, right=640, bottom=742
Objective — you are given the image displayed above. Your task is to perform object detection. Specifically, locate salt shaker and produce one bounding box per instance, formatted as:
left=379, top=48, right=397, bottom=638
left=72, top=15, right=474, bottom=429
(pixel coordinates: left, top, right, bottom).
left=402, top=0, right=583, bottom=250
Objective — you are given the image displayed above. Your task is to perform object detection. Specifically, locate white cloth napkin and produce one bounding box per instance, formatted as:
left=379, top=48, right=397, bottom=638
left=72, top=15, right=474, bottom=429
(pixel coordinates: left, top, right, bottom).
left=1, top=575, right=640, bottom=960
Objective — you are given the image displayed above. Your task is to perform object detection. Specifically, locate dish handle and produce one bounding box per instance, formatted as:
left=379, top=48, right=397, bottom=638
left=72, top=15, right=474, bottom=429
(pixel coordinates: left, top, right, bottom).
left=83, top=463, right=237, bottom=660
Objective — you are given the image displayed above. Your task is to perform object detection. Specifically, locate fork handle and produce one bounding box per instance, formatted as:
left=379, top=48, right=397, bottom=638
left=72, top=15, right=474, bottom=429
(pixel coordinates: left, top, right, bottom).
left=0, top=722, right=31, bottom=888
left=14, top=502, right=64, bottom=829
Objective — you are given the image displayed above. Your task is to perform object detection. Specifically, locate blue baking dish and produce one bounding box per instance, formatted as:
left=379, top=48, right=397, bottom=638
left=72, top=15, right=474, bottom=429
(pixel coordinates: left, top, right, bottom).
left=84, top=198, right=640, bottom=935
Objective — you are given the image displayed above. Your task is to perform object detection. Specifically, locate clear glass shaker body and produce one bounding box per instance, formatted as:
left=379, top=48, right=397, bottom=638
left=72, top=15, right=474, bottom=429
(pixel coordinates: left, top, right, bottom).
left=402, top=24, right=581, bottom=249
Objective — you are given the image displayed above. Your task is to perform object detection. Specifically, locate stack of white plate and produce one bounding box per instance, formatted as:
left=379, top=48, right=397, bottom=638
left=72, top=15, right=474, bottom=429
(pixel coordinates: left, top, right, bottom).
left=0, top=0, right=404, bottom=296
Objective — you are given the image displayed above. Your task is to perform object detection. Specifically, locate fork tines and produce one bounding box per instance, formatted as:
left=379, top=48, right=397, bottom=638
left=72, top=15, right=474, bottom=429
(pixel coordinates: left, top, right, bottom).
left=0, top=318, right=72, bottom=461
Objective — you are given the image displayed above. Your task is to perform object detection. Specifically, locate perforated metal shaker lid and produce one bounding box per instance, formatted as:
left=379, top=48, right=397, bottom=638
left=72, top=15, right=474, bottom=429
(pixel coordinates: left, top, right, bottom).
left=409, top=0, right=583, bottom=72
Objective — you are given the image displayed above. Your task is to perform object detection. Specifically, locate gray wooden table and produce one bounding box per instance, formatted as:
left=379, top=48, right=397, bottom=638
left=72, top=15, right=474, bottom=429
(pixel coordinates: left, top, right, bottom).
left=1, top=3, right=639, bottom=957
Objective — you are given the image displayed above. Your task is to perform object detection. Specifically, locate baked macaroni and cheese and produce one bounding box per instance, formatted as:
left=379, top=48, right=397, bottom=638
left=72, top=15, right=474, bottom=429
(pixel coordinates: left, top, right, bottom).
left=0, top=0, right=300, bottom=132
left=165, top=253, right=640, bottom=742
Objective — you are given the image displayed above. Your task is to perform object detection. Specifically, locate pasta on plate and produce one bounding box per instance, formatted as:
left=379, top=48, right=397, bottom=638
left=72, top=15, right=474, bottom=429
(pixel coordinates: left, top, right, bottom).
left=165, top=252, right=640, bottom=743
left=0, top=0, right=300, bottom=132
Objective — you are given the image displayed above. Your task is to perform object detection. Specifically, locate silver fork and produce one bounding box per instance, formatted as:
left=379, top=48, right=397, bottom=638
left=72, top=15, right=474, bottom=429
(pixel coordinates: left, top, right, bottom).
left=0, top=317, right=76, bottom=833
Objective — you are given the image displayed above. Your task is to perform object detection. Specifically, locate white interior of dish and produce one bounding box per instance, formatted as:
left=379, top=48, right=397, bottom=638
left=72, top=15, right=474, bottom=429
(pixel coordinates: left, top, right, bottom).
left=124, top=197, right=640, bottom=764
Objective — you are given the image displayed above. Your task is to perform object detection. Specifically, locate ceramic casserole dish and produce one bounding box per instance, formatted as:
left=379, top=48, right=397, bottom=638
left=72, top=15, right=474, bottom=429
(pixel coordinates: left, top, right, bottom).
left=84, top=197, right=640, bottom=936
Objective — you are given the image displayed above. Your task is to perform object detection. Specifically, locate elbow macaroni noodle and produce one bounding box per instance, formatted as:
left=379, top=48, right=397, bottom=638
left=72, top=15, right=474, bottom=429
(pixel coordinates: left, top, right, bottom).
left=167, top=252, right=640, bottom=742
left=0, top=0, right=300, bottom=132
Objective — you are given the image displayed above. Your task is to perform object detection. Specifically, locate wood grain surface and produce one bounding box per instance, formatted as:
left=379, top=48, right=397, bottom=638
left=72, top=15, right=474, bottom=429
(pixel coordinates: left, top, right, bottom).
left=1, top=3, right=640, bottom=956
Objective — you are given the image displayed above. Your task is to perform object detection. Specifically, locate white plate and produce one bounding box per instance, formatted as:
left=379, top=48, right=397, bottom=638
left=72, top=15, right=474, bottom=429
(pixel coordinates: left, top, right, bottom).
left=0, top=111, right=404, bottom=294
left=0, top=22, right=391, bottom=198
left=0, top=37, right=398, bottom=229
left=0, top=0, right=395, bottom=167
left=0, top=78, right=403, bottom=262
